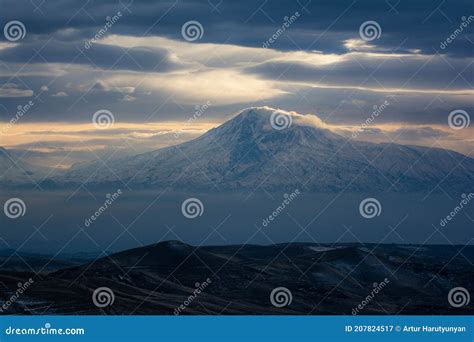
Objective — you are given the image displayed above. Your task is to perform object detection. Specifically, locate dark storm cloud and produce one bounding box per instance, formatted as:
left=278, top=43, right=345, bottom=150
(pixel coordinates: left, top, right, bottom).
left=0, top=40, right=183, bottom=72
left=0, top=0, right=472, bottom=126
left=1, top=0, right=473, bottom=56
left=244, top=55, right=474, bottom=91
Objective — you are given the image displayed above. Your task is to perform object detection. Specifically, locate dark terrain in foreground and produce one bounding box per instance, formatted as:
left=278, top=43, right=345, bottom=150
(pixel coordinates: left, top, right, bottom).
left=0, top=241, right=472, bottom=315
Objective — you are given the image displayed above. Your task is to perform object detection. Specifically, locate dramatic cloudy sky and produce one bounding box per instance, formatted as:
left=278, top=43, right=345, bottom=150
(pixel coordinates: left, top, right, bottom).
left=0, top=0, right=473, bottom=168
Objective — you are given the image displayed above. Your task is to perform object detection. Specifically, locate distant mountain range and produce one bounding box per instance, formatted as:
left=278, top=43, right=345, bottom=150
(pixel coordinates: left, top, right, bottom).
left=2, top=107, right=474, bottom=192
left=0, top=147, right=49, bottom=185
left=0, top=241, right=472, bottom=314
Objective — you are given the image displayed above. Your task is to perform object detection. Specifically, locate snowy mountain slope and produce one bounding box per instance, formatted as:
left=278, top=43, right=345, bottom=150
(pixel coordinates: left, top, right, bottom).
left=54, top=107, right=474, bottom=192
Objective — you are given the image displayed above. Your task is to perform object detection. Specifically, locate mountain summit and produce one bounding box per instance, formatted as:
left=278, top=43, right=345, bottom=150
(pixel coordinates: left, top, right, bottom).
left=42, top=107, right=474, bottom=192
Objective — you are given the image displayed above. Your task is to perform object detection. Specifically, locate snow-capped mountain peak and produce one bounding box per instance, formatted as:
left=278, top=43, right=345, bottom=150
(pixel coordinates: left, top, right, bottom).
left=16, top=107, right=474, bottom=193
